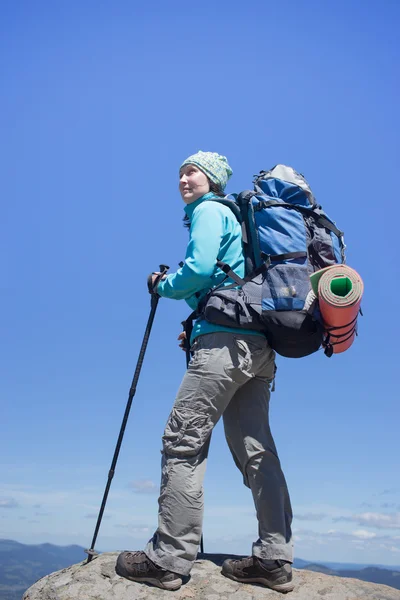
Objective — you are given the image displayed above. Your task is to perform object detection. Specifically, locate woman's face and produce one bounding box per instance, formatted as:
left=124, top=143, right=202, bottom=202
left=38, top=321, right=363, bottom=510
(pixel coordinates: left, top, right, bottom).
left=179, top=164, right=210, bottom=204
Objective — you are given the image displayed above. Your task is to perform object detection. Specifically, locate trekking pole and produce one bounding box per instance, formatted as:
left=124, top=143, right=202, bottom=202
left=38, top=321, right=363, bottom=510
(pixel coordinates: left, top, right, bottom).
left=85, top=264, right=169, bottom=564
left=181, top=321, right=204, bottom=555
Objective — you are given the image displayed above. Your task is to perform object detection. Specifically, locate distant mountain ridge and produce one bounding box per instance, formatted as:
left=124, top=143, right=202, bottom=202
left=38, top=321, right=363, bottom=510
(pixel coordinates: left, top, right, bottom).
left=0, top=539, right=86, bottom=600
left=297, top=562, right=400, bottom=591
left=293, top=557, right=400, bottom=590
left=0, top=538, right=399, bottom=600
left=293, top=556, right=400, bottom=572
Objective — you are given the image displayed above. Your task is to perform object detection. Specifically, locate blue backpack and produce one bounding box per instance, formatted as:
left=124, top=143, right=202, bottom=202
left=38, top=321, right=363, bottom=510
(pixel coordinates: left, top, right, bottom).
left=199, top=165, right=346, bottom=358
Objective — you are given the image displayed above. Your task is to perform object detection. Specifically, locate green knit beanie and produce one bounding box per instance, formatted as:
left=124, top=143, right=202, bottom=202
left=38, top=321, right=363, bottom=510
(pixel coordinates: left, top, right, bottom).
left=180, top=151, right=233, bottom=191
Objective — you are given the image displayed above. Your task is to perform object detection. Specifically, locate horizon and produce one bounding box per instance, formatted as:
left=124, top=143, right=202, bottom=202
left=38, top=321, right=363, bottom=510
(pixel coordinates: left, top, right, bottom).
left=1, top=0, right=399, bottom=568
left=2, top=537, right=400, bottom=571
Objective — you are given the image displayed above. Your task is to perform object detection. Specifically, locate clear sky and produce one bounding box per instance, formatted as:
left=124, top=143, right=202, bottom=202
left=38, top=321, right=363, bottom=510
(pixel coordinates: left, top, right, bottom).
left=1, top=0, right=399, bottom=567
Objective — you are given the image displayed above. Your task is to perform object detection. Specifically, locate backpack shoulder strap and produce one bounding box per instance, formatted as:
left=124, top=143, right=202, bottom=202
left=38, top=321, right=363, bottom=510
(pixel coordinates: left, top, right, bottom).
left=205, top=196, right=255, bottom=270
left=206, top=192, right=264, bottom=274
left=204, top=197, right=242, bottom=223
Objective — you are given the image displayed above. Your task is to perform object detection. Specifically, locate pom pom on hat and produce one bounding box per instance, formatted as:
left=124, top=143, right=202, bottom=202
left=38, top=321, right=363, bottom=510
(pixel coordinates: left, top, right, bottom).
left=180, top=151, right=233, bottom=191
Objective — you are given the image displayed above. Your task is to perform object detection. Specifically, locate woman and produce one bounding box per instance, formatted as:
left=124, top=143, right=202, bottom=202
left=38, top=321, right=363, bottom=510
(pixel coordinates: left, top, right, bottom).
left=116, top=151, right=294, bottom=593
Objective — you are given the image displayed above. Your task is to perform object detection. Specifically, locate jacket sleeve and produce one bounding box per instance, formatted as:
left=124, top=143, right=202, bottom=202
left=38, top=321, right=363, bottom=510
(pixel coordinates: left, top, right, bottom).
left=157, top=202, right=225, bottom=300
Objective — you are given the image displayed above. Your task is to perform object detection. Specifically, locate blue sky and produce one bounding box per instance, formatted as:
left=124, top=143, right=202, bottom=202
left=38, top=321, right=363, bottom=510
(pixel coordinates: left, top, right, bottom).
left=1, top=0, right=399, bottom=567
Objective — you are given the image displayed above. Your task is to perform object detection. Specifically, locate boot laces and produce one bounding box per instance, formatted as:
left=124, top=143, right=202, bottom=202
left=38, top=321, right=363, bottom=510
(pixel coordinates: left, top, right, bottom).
left=125, top=551, right=150, bottom=565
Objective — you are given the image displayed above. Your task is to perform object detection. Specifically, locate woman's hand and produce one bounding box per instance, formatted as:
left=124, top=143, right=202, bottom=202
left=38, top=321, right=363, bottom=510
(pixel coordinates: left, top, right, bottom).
left=151, top=272, right=167, bottom=287
left=178, top=331, right=187, bottom=351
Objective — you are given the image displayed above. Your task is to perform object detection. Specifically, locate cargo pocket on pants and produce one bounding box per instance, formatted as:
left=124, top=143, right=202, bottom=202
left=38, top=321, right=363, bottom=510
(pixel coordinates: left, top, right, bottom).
left=163, top=408, right=211, bottom=457
left=223, top=337, right=263, bottom=383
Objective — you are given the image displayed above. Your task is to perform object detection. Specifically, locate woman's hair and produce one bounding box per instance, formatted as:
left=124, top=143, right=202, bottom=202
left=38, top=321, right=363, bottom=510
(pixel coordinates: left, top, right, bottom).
left=208, top=180, right=225, bottom=197
left=183, top=177, right=225, bottom=229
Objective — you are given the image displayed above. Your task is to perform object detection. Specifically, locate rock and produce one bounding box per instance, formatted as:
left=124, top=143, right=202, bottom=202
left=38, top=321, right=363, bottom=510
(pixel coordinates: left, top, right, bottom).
left=22, top=552, right=400, bottom=600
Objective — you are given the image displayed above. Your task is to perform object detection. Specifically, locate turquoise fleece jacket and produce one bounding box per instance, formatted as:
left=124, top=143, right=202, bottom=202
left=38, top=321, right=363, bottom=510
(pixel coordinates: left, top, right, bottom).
left=157, top=192, right=264, bottom=343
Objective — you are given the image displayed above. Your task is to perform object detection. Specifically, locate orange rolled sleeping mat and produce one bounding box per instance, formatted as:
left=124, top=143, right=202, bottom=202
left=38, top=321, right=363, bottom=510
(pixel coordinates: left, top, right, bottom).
left=310, top=265, right=364, bottom=356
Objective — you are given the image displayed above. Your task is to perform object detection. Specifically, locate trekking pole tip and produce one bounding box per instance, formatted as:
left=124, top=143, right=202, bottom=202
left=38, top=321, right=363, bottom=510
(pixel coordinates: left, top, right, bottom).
left=84, top=548, right=99, bottom=563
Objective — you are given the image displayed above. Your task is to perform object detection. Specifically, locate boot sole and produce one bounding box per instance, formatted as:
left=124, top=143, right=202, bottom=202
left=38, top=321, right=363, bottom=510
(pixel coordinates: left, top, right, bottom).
left=223, top=571, right=295, bottom=593
left=116, top=572, right=182, bottom=591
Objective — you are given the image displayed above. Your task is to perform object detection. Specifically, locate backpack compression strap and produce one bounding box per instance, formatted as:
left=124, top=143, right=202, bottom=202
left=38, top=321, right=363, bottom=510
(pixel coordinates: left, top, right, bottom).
left=253, top=199, right=344, bottom=238
left=214, top=260, right=269, bottom=291
left=260, top=251, right=307, bottom=263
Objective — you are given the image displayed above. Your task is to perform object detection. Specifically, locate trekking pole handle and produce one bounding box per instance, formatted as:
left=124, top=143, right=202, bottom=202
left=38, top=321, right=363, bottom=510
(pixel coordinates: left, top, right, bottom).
left=147, top=264, right=170, bottom=294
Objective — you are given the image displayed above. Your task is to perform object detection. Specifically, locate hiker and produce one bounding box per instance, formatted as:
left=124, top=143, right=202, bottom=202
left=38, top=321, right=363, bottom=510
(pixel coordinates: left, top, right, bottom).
left=115, top=151, right=294, bottom=593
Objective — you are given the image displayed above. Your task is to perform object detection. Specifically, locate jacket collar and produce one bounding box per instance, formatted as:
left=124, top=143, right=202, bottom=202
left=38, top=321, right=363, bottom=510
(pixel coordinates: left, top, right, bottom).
left=183, top=192, right=216, bottom=219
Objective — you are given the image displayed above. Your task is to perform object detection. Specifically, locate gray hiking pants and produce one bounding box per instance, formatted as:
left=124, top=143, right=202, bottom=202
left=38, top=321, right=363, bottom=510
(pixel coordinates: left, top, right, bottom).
left=145, top=332, right=293, bottom=576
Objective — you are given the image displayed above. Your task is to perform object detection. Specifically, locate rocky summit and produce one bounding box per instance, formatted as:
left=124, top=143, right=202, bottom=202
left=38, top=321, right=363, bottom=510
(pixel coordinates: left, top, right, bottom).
left=22, top=552, right=400, bottom=600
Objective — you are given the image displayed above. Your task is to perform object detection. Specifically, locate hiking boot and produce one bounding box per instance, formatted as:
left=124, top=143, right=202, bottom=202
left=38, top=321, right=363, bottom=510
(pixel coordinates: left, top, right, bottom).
left=222, top=555, right=294, bottom=593
left=115, top=551, right=182, bottom=591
